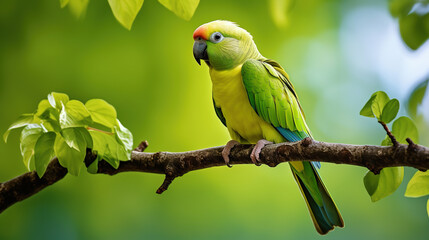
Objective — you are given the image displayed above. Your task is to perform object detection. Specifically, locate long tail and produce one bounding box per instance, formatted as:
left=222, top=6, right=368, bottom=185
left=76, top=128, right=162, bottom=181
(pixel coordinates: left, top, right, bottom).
left=290, top=162, right=344, bottom=235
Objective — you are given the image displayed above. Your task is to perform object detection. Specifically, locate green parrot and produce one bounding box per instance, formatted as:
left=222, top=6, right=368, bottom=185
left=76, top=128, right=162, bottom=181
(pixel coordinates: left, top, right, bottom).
left=192, top=20, right=344, bottom=234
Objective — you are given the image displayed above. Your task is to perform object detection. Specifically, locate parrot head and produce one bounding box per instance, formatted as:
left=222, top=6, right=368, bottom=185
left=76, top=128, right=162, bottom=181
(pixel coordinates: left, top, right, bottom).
left=193, top=20, right=262, bottom=70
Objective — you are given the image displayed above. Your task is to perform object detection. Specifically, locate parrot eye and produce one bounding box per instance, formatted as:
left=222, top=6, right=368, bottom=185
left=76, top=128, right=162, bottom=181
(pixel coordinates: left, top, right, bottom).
left=210, top=32, right=224, bottom=43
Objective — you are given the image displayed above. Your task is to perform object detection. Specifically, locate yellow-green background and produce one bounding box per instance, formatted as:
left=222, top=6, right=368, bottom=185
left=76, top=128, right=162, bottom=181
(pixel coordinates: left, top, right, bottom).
left=1, top=0, right=428, bottom=239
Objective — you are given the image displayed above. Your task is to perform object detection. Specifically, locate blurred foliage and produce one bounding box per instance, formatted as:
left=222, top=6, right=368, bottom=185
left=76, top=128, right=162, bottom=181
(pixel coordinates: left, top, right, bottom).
left=60, top=0, right=299, bottom=30
left=61, top=0, right=200, bottom=29
left=1, top=0, right=429, bottom=239
left=268, top=0, right=295, bottom=28
left=407, top=78, right=429, bottom=157
left=63, top=0, right=90, bottom=19
left=4, top=92, right=132, bottom=177
left=389, top=0, right=429, bottom=50
left=108, top=0, right=144, bottom=30
left=408, top=78, right=428, bottom=118
left=158, top=0, right=200, bottom=21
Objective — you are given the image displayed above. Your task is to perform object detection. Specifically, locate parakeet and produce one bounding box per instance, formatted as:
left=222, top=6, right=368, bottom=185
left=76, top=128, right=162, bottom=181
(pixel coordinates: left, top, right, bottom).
left=192, top=20, right=344, bottom=234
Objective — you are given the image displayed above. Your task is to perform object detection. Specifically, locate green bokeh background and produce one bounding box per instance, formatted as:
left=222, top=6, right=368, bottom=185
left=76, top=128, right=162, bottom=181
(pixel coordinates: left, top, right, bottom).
left=1, top=0, right=428, bottom=239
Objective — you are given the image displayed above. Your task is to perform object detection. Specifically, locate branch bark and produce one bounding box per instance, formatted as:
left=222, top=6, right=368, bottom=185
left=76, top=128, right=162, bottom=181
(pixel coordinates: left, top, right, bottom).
left=1, top=138, right=428, bottom=213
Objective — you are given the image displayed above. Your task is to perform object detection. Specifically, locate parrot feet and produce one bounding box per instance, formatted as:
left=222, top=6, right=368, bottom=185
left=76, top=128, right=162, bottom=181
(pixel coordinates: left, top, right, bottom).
left=250, top=139, right=272, bottom=166
left=222, top=140, right=240, bottom=168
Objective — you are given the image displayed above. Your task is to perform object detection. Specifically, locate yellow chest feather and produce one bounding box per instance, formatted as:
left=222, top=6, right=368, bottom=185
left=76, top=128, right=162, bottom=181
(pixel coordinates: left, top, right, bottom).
left=209, top=65, right=284, bottom=144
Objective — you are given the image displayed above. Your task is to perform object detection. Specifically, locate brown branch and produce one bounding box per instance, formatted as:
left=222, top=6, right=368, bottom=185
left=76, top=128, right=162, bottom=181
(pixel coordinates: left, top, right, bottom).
left=1, top=138, right=429, bottom=213
left=0, top=158, right=67, bottom=213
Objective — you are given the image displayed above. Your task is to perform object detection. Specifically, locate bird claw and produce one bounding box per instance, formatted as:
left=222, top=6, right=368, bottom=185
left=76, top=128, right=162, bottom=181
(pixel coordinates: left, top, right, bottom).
left=250, top=139, right=272, bottom=166
left=222, top=140, right=240, bottom=168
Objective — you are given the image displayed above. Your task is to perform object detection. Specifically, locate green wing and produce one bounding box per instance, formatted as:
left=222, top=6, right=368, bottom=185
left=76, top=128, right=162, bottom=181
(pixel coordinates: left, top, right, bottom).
left=242, top=58, right=320, bottom=201
left=241, top=59, right=311, bottom=137
left=212, top=98, right=226, bottom=127
left=241, top=59, right=344, bottom=233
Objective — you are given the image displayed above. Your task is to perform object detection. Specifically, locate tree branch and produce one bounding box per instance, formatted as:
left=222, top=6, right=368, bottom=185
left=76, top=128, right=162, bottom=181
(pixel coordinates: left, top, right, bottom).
left=1, top=138, right=428, bottom=213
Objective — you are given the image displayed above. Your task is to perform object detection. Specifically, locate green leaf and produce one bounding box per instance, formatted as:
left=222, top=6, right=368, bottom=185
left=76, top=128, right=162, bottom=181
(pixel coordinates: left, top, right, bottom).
left=115, top=120, right=133, bottom=158
left=67, top=0, right=89, bottom=19
left=158, top=0, right=199, bottom=21
left=364, top=170, right=380, bottom=196
left=60, top=0, right=70, bottom=8
left=360, top=94, right=376, bottom=118
left=54, top=133, right=86, bottom=176
left=364, top=167, right=404, bottom=202
left=371, top=91, right=390, bottom=120
left=59, top=100, right=92, bottom=129
left=61, top=127, right=88, bottom=151
left=79, top=127, right=93, bottom=149
left=85, top=99, right=117, bottom=129
left=407, top=79, right=428, bottom=118
left=34, top=132, right=56, bottom=178
left=89, top=130, right=128, bottom=169
left=268, top=0, right=293, bottom=28
left=108, top=0, right=144, bottom=30
left=391, top=116, right=419, bottom=144
left=42, top=119, right=61, bottom=133
left=20, top=124, right=44, bottom=170
left=35, top=99, right=61, bottom=132
left=3, top=114, right=35, bottom=142
left=87, top=156, right=99, bottom=174
left=399, top=12, right=429, bottom=50
left=380, top=99, right=400, bottom=123
left=48, top=92, right=69, bottom=110
left=35, top=99, right=56, bottom=120
left=405, top=170, right=429, bottom=197
left=389, top=0, right=415, bottom=18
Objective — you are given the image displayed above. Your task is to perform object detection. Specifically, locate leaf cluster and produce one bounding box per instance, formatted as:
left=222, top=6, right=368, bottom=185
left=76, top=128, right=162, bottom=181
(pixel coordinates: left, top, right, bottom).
left=4, top=92, right=133, bottom=177
left=360, top=91, right=428, bottom=216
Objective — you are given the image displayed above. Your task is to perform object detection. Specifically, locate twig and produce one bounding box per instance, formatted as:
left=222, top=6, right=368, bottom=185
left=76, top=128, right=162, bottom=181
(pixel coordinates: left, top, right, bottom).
left=134, top=140, right=149, bottom=152
left=378, top=121, right=399, bottom=147
left=156, top=173, right=176, bottom=194
left=406, top=138, right=417, bottom=151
